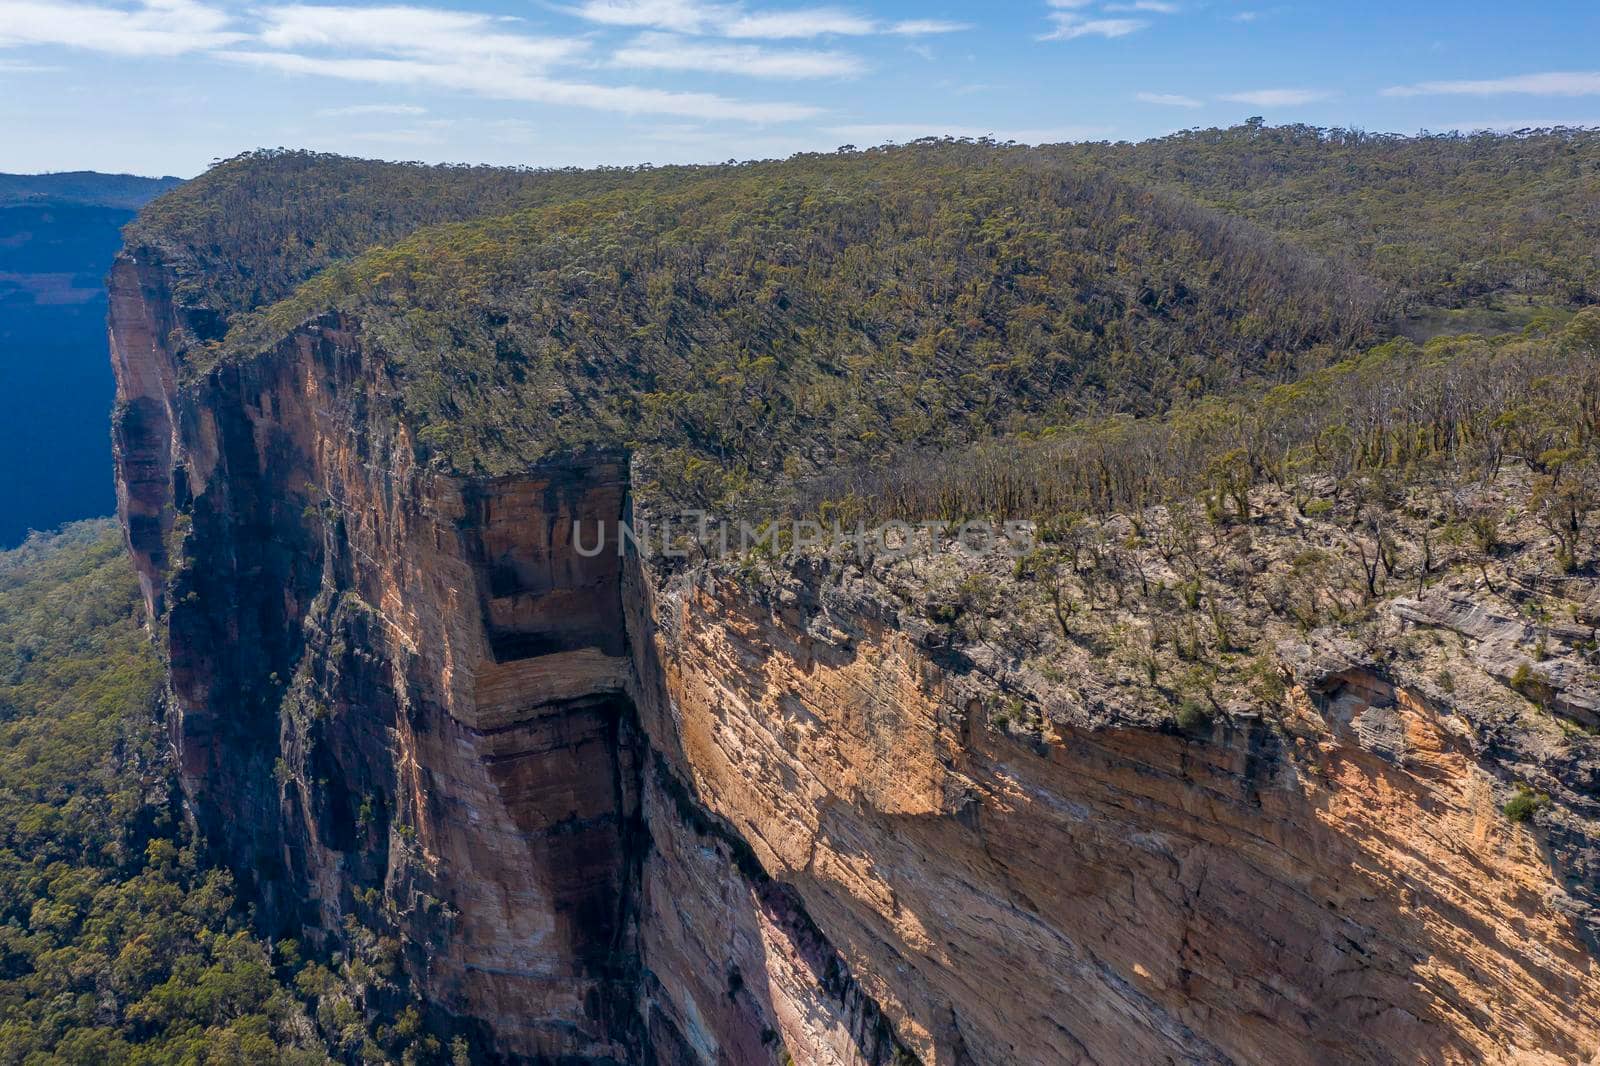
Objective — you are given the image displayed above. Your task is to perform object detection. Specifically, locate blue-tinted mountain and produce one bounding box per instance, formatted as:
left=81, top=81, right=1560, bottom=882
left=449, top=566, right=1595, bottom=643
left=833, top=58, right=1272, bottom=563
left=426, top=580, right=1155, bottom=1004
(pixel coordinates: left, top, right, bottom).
left=0, top=171, right=181, bottom=546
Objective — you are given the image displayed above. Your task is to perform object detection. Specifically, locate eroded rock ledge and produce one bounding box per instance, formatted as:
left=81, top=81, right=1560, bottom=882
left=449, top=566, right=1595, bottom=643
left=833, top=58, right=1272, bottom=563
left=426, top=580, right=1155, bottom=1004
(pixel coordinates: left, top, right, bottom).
left=111, top=247, right=1600, bottom=1065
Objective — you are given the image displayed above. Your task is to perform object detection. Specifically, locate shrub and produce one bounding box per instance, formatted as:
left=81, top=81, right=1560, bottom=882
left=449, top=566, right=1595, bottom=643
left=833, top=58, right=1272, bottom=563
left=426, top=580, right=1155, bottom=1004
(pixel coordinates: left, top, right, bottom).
left=1503, top=786, right=1551, bottom=824
left=1176, top=700, right=1213, bottom=733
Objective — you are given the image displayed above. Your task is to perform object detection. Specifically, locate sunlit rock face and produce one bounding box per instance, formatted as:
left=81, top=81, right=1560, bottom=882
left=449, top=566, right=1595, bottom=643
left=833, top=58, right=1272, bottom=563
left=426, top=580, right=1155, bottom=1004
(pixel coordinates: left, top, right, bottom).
left=631, top=565, right=1600, bottom=1065
left=112, top=244, right=1600, bottom=1065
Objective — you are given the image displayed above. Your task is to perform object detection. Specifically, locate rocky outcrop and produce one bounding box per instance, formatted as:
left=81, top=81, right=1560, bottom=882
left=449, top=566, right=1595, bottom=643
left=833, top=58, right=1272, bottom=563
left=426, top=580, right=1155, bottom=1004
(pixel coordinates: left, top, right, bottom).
left=1391, top=593, right=1600, bottom=728
left=111, top=245, right=1600, bottom=1065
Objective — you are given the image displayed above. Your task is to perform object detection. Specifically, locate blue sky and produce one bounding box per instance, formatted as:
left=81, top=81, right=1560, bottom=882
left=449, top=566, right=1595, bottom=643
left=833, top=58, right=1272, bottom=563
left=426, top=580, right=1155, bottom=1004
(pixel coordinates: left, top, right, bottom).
left=1, top=0, right=1598, bottom=176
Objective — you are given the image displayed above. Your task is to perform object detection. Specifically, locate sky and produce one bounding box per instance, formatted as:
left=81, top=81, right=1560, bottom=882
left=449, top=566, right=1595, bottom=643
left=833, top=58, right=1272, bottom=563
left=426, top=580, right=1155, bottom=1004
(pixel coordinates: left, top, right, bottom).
left=1, top=0, right=1598, bottom=176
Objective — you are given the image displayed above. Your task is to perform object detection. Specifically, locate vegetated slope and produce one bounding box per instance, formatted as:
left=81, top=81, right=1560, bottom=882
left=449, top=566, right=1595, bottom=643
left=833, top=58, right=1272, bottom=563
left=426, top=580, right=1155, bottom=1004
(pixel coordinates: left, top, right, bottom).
left=212, top=144, right=1382, bottom=504
left=0, top=521, right=327, bottom=1063
left=1067, top=123, right=1600, bottom=308
left=0, top=174, right=179, bottom=546
left=133, top=126, right=1600, bottom=510
left=123, top=151, right=729, bottom=329
left=128, top=124, right=1600, bottom=339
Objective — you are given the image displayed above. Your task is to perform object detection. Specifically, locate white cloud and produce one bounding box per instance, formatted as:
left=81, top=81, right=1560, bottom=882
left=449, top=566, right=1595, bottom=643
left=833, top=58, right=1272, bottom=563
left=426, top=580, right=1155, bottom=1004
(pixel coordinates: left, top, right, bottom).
left=722, top=9, right=875, bottom=37
left=1219, top=88, right=1333, bottom=107
left=566, top=0, right=965, bottom=39
left=1136, top=91, right=1201, bottom=107
left=885, top=19, right=967, bottom=35
left=612, top=32, right=862, bottom=78
left=217, top=49, right=820, bottom=121
left=258, top=5, right=586, bottom=66
left=564, top=0, right=726, bottom=33
left=1041, top=0, right=1179, bottom=38
left=1382, top=71, right=1600, bottom=98
left=1040, top=14, right=1147, bottom=41
left=315, top=102, right=428, bottom=116
left=228, top=3, right=821, bottom=122
left=0, top=0, right=243, bottom=56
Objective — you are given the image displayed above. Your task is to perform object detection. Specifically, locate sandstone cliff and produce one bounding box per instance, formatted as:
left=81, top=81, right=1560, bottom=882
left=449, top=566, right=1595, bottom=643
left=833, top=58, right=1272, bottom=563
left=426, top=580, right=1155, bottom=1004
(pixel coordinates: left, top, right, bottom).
left=110, top=243, right=1600, bottom=1065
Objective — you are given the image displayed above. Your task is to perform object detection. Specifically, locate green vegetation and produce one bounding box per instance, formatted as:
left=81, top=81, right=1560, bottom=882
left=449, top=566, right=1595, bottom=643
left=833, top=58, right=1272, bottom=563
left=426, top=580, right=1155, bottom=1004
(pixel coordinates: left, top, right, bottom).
left=1504, top=786, right=1552, bottom=824
left=132, top=125, right=1600, bottom=334
left=1175, top=700, right=1213, bottom=734
left=1069, top=122, right=1600, bottom=308
left=124, top=150, right=719, bottom=327
left=0, top=521, right=326, bottom=1063
left=199, top=144, right=1381, bottom=495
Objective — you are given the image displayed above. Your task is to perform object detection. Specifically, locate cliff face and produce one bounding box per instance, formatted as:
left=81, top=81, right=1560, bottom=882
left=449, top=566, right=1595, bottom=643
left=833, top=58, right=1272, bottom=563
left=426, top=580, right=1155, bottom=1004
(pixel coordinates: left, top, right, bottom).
left=111, top=249, right=643, bottom=1057
left=110, top=248, right=1600, bottom=1065
left=629, top=564, right=1600, bottom=1066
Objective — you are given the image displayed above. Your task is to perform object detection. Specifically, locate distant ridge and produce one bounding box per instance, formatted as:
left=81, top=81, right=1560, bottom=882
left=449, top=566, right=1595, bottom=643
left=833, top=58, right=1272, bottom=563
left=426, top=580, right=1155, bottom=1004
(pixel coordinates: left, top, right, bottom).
left=0, top=170, right=182, bottom=210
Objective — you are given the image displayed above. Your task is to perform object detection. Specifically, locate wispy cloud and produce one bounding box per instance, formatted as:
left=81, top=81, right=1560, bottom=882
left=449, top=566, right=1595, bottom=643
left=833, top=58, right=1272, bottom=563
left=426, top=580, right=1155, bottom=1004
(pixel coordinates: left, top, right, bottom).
left=1136, top=91, right=1201, bottom=107
left=315, top=102, right=428, bottom=116
left=1106, top=1, right=1179, bottom=12
left=0, top=0, right=826, bottom=124
left=1040, top=0, right=1183, bottom=42
left=1382, top=71, right=1600, bottom=98
left=612, top=32, right=863, bottom=78
left=722, top=9, right=874, bottom=37
left=1040, top=14, right=1147, bottom=41
left=258, top=5, right=586, bottom=66
left=566, top=0, right=964, bottom=39
left=1219, top=88, right=1333, bottom=107
left=565, top=0, right=717, bottom=34
left=218, top=49, right=820, bottom=120
left=887, top=19, right=967, bottom=35
left=217, top=2, right=823, bottom=121
left=0, top=0, right=244, bottom=56
left=0, top=57, right=64, bottom=72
